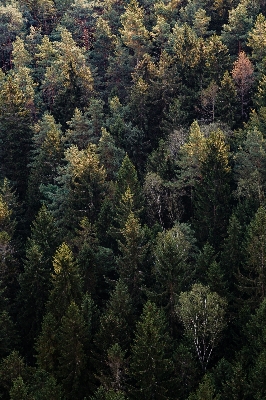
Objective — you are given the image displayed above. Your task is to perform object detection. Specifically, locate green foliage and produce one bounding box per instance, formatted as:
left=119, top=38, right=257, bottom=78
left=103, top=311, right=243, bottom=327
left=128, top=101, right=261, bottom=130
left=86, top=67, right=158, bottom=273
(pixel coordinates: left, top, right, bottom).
left=152, top=223, right=197, bottom=328
left=2, top=0, right=266, bottom=398
left=238, top=206, right=266, bottom=309
left=18, top=205, right=58, bottom=354
left=178, top=283, right=227, bottom=370
left=0, top=75, right=32, bottom=197
left=129, top=301, right=174, bottom=399
left=193, top=129, right=232, bottom=248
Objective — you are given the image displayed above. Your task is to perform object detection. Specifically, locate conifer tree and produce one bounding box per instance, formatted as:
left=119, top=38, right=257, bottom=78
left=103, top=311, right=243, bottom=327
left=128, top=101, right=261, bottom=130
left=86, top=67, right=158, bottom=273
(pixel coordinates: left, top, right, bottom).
left=120, top=0, right=150, bottom=63
left=0, top=75, right=32, bottom=198
left=27, top=113, right=63, bottom=215
left=18, top=206, right=58, bottom=354
left=42, top=144, right=106, bottom=238
left=152, top=223, right=197, bottom=329
left=193, top=129, right=232, bottom=248
left=238, top=206, right=266, bottom=310
left=117, top=212, right=148, bottom=306
left=57, top=301, right=88, bottom=399
left=47, top=242, right=83, bottom=319
left=129, top=301, right=174, bottom=399
left=115, top=154, right=142, bottom=216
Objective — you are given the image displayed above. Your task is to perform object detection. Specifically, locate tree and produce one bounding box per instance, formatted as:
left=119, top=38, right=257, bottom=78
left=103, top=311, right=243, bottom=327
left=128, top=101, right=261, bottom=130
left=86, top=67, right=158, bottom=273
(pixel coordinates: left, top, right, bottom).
left=47, top=242, right=82, bottom=319
left=216, top=71, right=238, bottom=127
left=57, top=301, right=87, bottom=399
left=18, top=205, right=58, bottom=354
left=28, top=369, right=62, bottom=400
left=234, top=128, right=266, bottom=207
left=120, top=0, right=150, bottom=63
left=9, top=376, right=30, bottom=400
left=129, top=301, right=174, bottom=399
left=247, top=13, right=266, bottom=64
left=12, top=36, right=31, bottom=69
left=188, top=374, right=220, bottom=400
left=177, top=121, right=207, bottom=217
left=27, top=113, right=63, bottom=214
left=232, top=51, right=254, bottom=119
left=0, top=75, right=32, bottom=198
left=0, top=351, right=27, bottom=399
left=0, top=2, right=24, bottom=71
left=41, top=27, right=94, bottom=127
left=170, top=23, right=202, bottom=69
left=95, top=279, right=133, bottom=353
left=193, top=129, right=232, bottom=248
left=201, top=81, right=219, bottom=123
left=63, top=100, right=104, bottom=150
left=91, top=386, right=127, bottom=400
left=245, top=299, right=266, bottom=398
left=152, top=223, right=197, bottom=329
left=221, top=1, right=254, bottom=54
left=94, top=280, right=132, bottom=392
left=98, top=128, right=125, bottom=181
left=178, top=283, right=227, bottom=371
left=117, top=212, right=148, bottom=305
left=114, top=154, right=142, bottom=223
left=238, top=206, right=266, bottom=309
left=42, top=144, right=106, bottom=238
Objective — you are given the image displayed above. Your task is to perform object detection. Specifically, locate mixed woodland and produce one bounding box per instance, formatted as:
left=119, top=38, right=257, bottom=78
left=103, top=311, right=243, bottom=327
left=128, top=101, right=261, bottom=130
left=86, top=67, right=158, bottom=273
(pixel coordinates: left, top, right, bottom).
left=2, top=0, right=266, bottom=398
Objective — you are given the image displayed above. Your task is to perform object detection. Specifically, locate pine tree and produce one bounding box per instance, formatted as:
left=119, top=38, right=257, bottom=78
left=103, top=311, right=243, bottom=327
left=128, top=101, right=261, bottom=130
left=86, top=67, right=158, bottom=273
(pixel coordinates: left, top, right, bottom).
left=216, top=71, right=238, bottom=128
left=117, top=212, right=148, bottom=306
left=47, top=242, right=83, bottom=319
left=0, top=75, right=32, bottom=198
left=57, top=301, right=88, bottom=399
left=0, top=2, right=24, bottom=71
left=9, top=376, right=30, bottom=400
left=193, top=129, right=232, bottom=249
left=234, top=127, right=266, bottom=208
left=27, top=113, right=63, bottom=215
left=95, top=279, right=133, bottom=354
left=238, top=206, right=266, bottom=310
left=42, top=144, right=106, bottom=238
left=152, top=223, right=197, bottom=329
left=18, top=206, right=59, bottom=355
left=129, top=301, right=174, bottom=399
left=63, top=100, right=105, bottom=150
left=120, top=0, right=150, bottom=63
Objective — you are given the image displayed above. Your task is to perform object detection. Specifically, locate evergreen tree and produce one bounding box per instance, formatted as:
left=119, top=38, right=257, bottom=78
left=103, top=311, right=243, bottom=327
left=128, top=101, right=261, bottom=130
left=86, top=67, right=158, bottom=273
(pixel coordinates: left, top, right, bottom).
left=18, top=206, right=58, bottom=355
left=152, top=223, right=197, bottom=330
left=193, top=129, right=232, bottom=249
left=0, top=75, right=32, bottom=198
left=129, top=301, right=174, bottom=399
left=57, top=301, right=88, bottom=399
left=27, top=113, right=63, bottom=215
left=117, top=212, right=148, bottom=306
left=238, top=206, right=266, bottom=310
left=47, top=242, right=83, bottom=319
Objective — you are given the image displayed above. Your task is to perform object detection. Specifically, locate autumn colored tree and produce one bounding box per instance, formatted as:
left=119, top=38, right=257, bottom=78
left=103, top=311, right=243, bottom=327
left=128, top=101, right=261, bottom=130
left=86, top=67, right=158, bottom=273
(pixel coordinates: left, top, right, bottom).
left=232, top=51, right=254, bottom=119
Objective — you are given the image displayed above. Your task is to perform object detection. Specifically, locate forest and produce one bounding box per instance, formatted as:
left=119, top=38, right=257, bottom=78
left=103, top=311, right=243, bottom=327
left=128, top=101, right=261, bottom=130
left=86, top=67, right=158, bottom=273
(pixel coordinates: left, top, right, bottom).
left=1, top=0, right=266, bottom=398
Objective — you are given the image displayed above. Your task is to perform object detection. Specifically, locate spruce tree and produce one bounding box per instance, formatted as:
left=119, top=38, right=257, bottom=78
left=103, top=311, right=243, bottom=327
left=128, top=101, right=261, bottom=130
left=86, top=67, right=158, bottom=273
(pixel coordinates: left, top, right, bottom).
left=129, top=301, right=174, bottom=400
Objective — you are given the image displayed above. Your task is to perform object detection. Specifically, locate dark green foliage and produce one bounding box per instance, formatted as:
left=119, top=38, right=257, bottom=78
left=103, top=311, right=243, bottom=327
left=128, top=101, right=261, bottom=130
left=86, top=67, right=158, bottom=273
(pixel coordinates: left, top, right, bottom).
left=152, top=223, right=197, bottom=330
left=2, top=0, right=266, bottom=398
left=17, top=206, right=59, bottom=355
left=129, top=301, right=174, bottom=399
left=0, top=75, right=32, bottom=198
left=193, top=129, right=232, bottom=248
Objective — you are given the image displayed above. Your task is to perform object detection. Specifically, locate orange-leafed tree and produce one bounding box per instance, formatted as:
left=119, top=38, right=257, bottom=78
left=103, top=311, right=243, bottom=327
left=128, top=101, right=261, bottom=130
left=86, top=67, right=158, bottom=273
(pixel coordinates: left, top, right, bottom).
left=232, top=51, right=254, bottom=119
